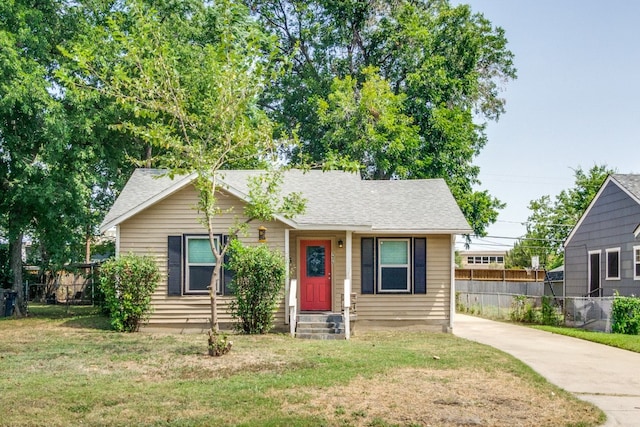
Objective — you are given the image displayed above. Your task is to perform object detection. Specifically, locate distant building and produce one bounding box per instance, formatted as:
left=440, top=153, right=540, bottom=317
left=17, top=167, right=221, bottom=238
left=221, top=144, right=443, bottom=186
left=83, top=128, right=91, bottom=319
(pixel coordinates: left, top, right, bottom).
left=459, top=250, right=506, bottom=269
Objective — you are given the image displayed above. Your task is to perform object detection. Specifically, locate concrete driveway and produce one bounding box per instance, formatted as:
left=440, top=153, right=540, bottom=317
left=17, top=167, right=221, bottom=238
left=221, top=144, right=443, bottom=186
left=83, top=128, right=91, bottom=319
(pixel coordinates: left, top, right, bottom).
left=454, top=314, right=640, bottom=427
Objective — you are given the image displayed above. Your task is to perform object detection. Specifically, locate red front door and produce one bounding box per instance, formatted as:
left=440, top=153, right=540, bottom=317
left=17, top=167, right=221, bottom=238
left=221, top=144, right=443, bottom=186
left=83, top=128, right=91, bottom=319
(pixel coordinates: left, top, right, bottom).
left=300, top=240, right=332, bottom=311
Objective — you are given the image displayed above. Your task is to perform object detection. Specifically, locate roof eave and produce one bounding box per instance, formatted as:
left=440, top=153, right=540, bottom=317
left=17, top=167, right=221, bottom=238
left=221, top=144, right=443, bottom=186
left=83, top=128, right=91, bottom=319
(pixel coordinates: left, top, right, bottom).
left=99, top=172, right=197, bottom=233
left=292, top=224, right=373, bottom=232
left=368, top=228, right=473, bottom=235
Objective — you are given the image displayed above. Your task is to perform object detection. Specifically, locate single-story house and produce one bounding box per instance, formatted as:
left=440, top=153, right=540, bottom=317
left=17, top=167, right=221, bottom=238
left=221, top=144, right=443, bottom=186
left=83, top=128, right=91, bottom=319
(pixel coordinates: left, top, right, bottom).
left=564, top=174, right=640, bottom=297
left=100, top=168, right=472, bottom=336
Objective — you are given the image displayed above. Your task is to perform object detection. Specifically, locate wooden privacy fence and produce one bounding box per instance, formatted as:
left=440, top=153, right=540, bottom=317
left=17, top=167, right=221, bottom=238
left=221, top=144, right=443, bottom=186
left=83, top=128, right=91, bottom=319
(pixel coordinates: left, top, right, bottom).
left=455, top=268, right=545, bottom=282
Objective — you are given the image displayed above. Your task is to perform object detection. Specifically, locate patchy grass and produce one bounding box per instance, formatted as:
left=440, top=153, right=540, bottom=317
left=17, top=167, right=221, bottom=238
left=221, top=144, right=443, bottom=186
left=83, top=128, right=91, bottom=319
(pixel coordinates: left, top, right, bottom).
left=0, top=304, right=604, bottom=426
left=533, top=325, right=640, bottom=353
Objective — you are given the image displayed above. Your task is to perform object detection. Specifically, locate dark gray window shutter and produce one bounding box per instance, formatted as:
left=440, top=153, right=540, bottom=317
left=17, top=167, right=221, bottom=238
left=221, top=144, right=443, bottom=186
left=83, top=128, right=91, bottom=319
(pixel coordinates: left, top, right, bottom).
left=414, top=238, right=427, bottom=294
left=361, top=237, right=375, bottom=294
left=167, top=235, right=182, bottom=296
left=222, top=235, right=235, bottom=295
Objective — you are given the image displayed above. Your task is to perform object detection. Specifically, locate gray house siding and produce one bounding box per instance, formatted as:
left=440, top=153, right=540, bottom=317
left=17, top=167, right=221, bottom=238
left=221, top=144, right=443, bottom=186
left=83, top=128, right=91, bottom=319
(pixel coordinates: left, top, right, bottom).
left=565, top=179, right=640, bottom=297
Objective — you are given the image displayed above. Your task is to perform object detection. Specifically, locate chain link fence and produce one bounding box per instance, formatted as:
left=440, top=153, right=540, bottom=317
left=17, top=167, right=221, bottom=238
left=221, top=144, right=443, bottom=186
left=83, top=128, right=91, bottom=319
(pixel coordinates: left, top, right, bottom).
left=456, top=292, right=614, bottom=333
left=564, top=296, right=614, bottom=333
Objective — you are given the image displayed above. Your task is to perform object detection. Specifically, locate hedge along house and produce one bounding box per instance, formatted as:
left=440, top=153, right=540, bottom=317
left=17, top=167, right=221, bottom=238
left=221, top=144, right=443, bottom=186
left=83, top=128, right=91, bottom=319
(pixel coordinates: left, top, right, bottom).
left=564, top=174, right=640, bottom=298
left=100, top=169, right=472, bottom=337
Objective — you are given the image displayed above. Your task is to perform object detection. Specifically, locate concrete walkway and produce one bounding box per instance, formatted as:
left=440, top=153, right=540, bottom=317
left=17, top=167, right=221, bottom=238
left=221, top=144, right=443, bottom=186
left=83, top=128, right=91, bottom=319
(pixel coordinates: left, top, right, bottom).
left=454, top=314, right=640, bottom=427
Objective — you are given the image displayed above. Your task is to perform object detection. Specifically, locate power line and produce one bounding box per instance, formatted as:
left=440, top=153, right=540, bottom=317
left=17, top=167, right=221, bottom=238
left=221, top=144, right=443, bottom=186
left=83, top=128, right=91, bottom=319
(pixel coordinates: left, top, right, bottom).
left=496, top=219, right=575, bottom=227
left=475, top=235, right=565, bottom=243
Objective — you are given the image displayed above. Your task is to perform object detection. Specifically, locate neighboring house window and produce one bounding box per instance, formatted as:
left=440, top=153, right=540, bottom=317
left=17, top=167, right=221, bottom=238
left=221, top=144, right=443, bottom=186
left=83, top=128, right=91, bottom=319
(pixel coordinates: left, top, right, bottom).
left=466, top=256, right=504, bottom=266
left=378, top=239, right=411, bottom=292
left=185, top=235, right=220, bottom=293
left=634, top=246, right=640, bottom=280
left=606, top=248, right=620, bottom=280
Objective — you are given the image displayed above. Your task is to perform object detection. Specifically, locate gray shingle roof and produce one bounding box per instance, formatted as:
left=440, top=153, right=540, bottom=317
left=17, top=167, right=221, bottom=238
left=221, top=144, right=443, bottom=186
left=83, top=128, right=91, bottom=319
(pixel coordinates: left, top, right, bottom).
left=100, top=169, right=195, bottom=231
left=612, top=174, right=640, bottom=202
left=100, top=168, right=472, bottom=234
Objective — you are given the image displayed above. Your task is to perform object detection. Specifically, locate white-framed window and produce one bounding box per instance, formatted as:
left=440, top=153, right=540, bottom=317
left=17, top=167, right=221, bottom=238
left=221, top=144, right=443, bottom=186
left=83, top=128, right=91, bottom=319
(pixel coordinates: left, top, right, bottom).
left=634, top=246, right=640, bottom=280
left=185, top=235, right=220, bottom=293
left=378, top=238, right=411, bottom=292
left=605, top=247, right=620, bottom=280
left=467, top=256, right=475, bottom=264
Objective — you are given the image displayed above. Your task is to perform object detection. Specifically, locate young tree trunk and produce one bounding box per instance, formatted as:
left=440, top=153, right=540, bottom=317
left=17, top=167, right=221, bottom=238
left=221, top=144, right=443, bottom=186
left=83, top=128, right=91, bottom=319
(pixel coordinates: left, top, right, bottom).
left=209, top=262, right=221, bottom=332
left=9, top=232, right=24, bottom=317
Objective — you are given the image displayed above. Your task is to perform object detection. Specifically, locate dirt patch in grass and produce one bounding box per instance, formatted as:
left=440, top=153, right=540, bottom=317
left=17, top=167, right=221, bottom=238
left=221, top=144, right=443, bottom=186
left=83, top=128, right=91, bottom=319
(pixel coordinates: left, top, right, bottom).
left=280, top=368, right=601, bottom=427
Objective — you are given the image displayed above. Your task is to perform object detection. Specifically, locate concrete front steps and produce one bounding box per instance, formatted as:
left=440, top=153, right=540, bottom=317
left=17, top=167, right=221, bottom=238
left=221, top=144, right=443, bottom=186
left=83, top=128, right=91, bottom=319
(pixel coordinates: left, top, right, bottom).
left=295, top=313, right=345, bottom=340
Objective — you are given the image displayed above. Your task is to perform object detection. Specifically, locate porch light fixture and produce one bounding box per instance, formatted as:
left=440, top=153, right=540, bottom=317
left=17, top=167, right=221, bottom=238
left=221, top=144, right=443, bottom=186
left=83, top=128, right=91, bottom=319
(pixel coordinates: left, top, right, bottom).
left=258, top=225, right=267, bottom=243
left=338, top=239, right=344, bottom=248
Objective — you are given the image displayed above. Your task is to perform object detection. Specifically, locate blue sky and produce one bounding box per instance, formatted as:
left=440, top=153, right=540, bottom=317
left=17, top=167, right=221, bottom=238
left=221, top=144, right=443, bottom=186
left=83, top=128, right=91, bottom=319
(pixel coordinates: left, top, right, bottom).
left=453, top=0, right=640, bottom=252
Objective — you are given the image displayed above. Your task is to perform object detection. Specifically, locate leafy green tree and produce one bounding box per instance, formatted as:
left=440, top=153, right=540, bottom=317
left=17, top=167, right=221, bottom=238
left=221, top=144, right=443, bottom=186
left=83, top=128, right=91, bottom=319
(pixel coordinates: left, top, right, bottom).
left=247, top=0, right=516, bottom=236
left=64, top=0, right=305, bottom=345
left=0, top=0, right=143, bottom=316
left=509, top=165, right=614, bottom=269
left=0, top=0, right=82, bottom=314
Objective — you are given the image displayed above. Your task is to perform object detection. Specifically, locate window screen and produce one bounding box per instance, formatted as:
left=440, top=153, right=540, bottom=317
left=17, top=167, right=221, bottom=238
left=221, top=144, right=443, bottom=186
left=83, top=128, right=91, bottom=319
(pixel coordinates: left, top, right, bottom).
left=186, top=236, right=218, bottom=293
left=378, top=239, right=410, bottom=292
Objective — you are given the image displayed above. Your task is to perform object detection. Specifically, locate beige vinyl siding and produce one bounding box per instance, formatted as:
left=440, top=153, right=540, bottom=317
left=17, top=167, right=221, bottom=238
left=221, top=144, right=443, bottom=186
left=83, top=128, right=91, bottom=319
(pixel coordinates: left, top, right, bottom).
left=353, top=234, right=452, bottom=326
left=119, top=184, right=288, bottom=329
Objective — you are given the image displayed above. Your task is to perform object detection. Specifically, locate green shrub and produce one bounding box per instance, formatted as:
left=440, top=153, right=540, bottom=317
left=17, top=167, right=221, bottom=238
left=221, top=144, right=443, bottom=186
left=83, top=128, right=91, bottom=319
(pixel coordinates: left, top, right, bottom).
left=541, top=296, right=562, bottom=326
left=227, top=240, right=286, bottom=334
left=510, top=295, right=538, bottom=323
left=99, top=253, right=160, bottom=332
left=612, top=293, right=640, bottom=335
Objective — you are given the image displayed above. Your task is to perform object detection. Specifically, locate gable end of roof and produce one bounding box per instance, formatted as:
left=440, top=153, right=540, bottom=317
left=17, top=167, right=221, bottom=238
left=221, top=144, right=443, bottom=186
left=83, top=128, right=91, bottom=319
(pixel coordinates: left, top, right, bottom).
left=564, top=174, right=640, bottom=247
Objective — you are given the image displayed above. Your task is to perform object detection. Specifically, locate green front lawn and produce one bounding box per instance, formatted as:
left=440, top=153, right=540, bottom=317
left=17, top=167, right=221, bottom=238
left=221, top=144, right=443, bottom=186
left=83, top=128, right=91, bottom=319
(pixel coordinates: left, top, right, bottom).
left=532, top=325, right=640, bottom=353
left=0, top=304, right=603, bottom=426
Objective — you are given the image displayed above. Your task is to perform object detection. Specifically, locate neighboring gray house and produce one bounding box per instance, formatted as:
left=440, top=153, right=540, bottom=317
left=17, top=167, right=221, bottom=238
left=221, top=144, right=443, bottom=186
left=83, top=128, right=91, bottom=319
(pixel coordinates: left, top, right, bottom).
left=564, top=174, right=640, bottom=297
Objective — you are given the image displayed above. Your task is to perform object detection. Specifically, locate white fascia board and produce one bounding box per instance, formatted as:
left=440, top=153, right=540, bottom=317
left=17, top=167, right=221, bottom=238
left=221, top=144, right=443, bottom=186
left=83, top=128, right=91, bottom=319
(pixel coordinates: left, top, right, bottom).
left=291, top=224, right=372, bottom=232
left=100, top=172, right=301, bottom=232
left=216, top=178, right=302, bottom=229
left=368, top=228, right=473, bottom=235
left=634, top=223, right=640, bottom=238
left=564, top=175, right=615, bottom=248
left=99, top=172, right=197, bottom=233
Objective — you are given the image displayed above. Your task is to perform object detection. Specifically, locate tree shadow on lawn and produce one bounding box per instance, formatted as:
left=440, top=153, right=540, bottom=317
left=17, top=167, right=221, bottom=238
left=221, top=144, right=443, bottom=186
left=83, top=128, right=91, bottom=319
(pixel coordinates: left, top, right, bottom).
left=29, top=303, right=111, bottom=330
left=61, top=314, right=111, bottom=330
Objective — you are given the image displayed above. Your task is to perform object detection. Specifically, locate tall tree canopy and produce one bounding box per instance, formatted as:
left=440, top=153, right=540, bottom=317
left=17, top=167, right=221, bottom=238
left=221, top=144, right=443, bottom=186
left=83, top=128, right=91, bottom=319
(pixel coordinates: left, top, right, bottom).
left=0, top=0, right=143, bottom=312
left=63, top=0, right=305, bottom=337
left=247, top=0, right=516, bottom=236
left=507, top=165, right=614, bottom=270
